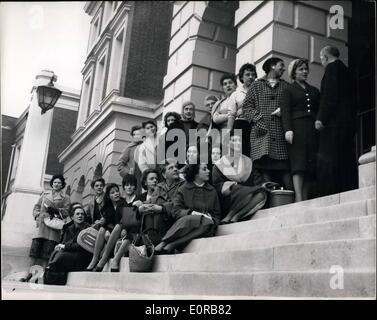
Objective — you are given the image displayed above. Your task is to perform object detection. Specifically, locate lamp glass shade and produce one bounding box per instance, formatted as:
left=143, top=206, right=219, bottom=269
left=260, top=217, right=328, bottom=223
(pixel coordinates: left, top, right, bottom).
left=36, top=84, right=62, bottom=114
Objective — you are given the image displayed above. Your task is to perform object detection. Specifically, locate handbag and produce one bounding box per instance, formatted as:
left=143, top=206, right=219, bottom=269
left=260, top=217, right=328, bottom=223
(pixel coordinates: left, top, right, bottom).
left=120, top=206, right=140, bottom=229
left=77, top=226, right=99, bottom=253
left=44, top=208, right=65, bottom=230
left=262, top=182, right=295, bottom=208
left=129, top=214, right=155, bottom=272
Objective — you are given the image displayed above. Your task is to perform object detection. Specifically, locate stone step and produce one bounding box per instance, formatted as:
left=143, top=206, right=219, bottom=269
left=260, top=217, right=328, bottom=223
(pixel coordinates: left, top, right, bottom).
left=217, top=199, right=374, bottom=237
left=2, top=246, right=33, bottom=277
left=185, top=215, right=376, bottom=254
left=251, top=186, right=375, bottom=221
left=115, top=238, right=375, bottom=273
left=66, top=269, right=375, bottom=297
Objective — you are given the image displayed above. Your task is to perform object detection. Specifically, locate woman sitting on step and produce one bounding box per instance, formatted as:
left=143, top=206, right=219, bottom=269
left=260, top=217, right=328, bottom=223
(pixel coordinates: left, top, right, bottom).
left=155, top=163, right=222, bottom=254
left=86, top=183, right=126, bottom=271
left=43, top=203, right=93, bottom=285
left=212, top=129, right=268, bottom=224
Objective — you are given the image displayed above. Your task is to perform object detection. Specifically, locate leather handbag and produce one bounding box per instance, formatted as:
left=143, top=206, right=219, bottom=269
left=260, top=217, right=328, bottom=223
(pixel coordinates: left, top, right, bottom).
left=120, top=206, right=140, bottom=229
left=129, top=214, right=155, bottom=272
left=77, top=226, right=99, bottom=253
left=262, top=182, right=295, bottom=208
left=44, top=208, right=65, bottom=231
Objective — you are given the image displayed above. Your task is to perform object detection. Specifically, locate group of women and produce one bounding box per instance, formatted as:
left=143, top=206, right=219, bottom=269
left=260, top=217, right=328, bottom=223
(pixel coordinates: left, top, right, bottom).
left=21, top=56, right=322, bottom=282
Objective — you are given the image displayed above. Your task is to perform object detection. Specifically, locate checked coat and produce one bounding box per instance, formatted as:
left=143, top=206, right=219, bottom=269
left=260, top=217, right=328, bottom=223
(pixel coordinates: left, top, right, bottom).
left=242, top=77, right=290, bottom=161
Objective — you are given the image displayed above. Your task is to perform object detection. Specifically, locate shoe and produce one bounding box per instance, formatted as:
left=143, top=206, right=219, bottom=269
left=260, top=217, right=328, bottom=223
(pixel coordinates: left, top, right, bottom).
left=110, top=268, right=120, bottom=272
left=93, top=265, right=103, bottom=272
left=85, top=267, right=94, bottom=272
left=20, top=273, right=33, bottom=282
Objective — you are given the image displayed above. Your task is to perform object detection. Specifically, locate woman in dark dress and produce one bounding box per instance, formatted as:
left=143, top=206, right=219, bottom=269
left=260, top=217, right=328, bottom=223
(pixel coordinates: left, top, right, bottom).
left=281, top=58, right=320, bottom=202
left=242, top=57, right=293, bottom=190
left=212, top=130, right=267, bottom=223
left=154, top=163, right=222, bottom=254
left=86, top=183, right=125, bottom=271
left=44, top=203, right=92, bottom=284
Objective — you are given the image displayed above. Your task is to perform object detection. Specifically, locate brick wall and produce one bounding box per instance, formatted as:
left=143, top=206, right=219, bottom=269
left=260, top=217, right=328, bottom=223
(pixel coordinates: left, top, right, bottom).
left=46, top=108, right=78, bottom=175
left=122, top=1, right=173, bottom=103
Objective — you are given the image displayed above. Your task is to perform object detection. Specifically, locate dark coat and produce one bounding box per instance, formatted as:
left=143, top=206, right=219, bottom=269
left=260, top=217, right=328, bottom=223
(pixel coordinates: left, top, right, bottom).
left=317, top=59, right=356, bottom=129
left=101, top=198, right=126, bottom=231
left=242, top=77, right=290, bottom=161
left=281, top=81, right=320, bottom=174
left=140, top=180, right=185, bottom=245
left=281, top=81, right=320, bottom=132
left=171, top=182, right=222, bottom=225
left=316, top=59, right=358, bottom=196
left=46, top=221, right=92, bottom=273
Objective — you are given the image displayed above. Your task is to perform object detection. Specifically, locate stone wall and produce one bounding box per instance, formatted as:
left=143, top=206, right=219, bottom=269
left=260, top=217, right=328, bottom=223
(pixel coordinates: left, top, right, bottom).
left=235, top=0, right=352, bottom=88
left=163, top=1, right=238, bottom=122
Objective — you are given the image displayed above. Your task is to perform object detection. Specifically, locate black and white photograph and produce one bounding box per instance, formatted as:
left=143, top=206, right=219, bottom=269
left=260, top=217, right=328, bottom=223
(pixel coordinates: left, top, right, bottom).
left=1, top=0, right=376, bottom=305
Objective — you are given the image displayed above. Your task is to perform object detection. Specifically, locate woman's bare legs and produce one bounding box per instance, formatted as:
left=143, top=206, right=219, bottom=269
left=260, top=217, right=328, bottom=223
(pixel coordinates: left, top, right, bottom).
left=86, top=227, right=106, bottom=270
left=292, top=173, right=304, bottom=202
left=110, top=239, right=131, bottom=271
left=96, top=224, right=122, bottom=269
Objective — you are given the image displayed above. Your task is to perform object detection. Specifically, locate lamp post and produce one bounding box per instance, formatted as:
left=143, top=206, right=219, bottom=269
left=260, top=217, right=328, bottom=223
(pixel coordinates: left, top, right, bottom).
left=36, top=75, right=62, bottom=114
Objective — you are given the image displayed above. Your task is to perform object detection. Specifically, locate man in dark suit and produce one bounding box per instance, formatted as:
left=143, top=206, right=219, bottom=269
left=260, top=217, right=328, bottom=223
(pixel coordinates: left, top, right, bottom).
left=315, top=46, right=358, bottom=197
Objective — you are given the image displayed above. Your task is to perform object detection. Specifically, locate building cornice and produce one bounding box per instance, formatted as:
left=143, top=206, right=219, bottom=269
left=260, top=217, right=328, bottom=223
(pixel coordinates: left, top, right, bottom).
left=58, top=92, right=162, bottom=163
left=84, top=1, right=101, bottom=16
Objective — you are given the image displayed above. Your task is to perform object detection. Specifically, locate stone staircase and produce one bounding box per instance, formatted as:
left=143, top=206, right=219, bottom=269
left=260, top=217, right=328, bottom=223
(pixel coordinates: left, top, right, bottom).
left=66, top=186, right=376, bottom=298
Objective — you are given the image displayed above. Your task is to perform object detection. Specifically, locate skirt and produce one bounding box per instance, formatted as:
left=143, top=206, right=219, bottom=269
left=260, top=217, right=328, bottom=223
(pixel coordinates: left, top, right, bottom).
left=287, top=117, right=318, bottom=175
left=162, top=214, right=214, bottom=243
left=253, top=156, right=290, bottom=171
left=29, top=238, right=58, bottom=260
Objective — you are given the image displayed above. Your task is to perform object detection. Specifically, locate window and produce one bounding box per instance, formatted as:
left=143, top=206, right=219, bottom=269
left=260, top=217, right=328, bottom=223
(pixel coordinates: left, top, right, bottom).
left=81, top=72, right=93, bottom=121
left=10, top=143, right=22, bottom=181
left=89, top=8, right=103, bottom=49
left=106, top=25, right=126, bottom=95
left=91, top=50, right=108, bottom=113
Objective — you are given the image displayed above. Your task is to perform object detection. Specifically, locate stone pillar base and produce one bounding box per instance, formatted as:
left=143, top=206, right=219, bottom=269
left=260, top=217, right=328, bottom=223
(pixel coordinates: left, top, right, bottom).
left=358, top=146, right=376, bottom=188
left=2, top=191, right=41, bottom=248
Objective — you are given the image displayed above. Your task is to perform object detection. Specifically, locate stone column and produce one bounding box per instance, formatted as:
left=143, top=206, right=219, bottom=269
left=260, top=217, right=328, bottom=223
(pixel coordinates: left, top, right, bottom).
left=162, top=1, right=238, bottom=121
left=234, top=1, right=352, bottom=88
left=2, top=70, right=57, bottom=248
left=358, top=146, right=376, bottom=188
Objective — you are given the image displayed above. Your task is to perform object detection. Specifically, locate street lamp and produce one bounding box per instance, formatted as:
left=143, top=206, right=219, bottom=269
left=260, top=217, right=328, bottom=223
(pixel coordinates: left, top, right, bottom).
left=36, top=75, right=62, bottom=114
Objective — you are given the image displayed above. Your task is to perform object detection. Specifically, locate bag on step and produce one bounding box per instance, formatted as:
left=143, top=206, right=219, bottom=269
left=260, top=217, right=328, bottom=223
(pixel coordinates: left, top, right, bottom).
left=129, top=214, right=155, bottom=272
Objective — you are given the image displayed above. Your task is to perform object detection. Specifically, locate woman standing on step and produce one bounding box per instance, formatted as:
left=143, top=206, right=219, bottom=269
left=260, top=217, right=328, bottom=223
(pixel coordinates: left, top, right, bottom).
left=155, top=163, right=221, bottom=254
left=281, top=59, right=320, bottom=202
left=21, top=174, right=70, bottom=282
left=86, top=183, right=126, bottom=271
left=212, top=130, right=267, bottom=224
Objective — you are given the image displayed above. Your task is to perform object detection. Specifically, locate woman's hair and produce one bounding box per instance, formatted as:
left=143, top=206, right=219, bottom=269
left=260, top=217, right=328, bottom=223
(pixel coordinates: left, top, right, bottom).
left=90, top=177, right=105, bottom=189
left=288, top=58, right=309, bottom=80
left=238, top=63, right=257, bottom=83
left=69, top=202, right=85, bottom=218
left=183, top=164, right=201, bottom=183
left=130, top=125, right=142, bottom=136
left=140, top=168, right=160, bottom=190
left=164, top=111, right=182, bottom=128
left=159, top=158, right=178, bottom=176
left=220, top=73, right=237, bottom=86
left=142, top=120, right=157, bottom=129
left=103, top=183, right=120, bottom=207
left=49, top=174, right=66, bottom=189
left=204, top=95, right=218, bottom=103
left=122, top=174, right=137, bottom=189
left=262, top=57, right=284, bottom=74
